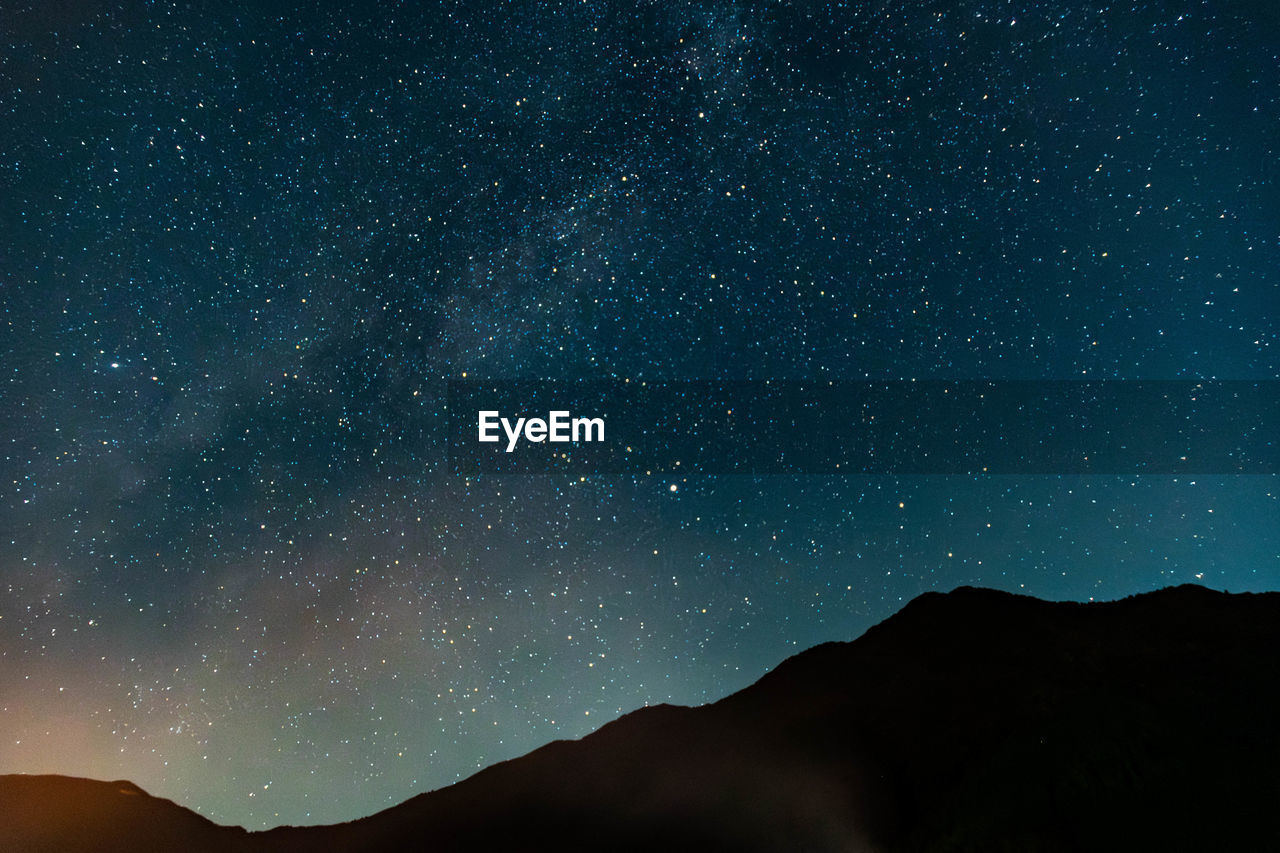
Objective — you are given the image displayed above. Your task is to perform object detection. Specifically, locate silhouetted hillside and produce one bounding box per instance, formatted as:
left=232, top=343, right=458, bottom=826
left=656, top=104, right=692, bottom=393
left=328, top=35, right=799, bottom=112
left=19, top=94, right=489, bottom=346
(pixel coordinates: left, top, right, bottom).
left=7, top=585, right=1280, bottom=852
left=0, top=774, right=253, bottom=853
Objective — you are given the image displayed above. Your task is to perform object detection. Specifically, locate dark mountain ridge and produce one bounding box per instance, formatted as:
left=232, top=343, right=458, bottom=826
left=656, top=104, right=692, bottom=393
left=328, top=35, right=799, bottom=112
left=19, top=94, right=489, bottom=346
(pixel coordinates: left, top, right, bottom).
left=6, top=584, right=1279, bottom=852
left=0, top=774, right=252, bottom=853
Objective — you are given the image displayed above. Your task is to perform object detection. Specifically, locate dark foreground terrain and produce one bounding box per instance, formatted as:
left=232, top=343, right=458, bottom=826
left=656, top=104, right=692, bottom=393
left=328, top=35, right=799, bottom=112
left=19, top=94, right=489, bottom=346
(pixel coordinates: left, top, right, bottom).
left=5, top=584, right=1279, bottom=852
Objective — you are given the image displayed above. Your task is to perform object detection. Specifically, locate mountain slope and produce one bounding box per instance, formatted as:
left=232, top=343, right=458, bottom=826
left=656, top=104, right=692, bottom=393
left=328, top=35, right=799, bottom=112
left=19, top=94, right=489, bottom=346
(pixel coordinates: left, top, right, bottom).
left=0, top=774, right=253, bottom=853
left=262, top=584, right=1280, bottom=852
left=7, top=585, right=1280, bottom=852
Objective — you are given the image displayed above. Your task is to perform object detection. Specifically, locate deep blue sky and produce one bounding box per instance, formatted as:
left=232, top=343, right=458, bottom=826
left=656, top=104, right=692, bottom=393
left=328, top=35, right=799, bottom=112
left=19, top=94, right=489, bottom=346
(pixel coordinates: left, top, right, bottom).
left=1, top=0, right=1277, bottom=828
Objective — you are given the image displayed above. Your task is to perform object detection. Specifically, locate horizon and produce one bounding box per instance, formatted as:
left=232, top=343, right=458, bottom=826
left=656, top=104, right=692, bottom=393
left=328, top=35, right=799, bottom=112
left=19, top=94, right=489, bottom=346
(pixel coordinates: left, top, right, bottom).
left=3, top=580, right=1264, bottom=829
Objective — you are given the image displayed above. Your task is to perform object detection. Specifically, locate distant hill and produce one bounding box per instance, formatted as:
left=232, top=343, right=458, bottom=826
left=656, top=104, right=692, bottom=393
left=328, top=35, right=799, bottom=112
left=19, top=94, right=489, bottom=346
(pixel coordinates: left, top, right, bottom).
left=0, top=774, right=253, bottom=853
left=7, top=585, right=1280, bottom=852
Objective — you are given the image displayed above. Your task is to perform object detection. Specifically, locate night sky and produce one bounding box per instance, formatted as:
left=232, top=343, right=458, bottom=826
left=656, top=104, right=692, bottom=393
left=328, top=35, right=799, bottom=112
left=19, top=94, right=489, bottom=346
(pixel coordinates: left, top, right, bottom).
left=2, top=0, right=1278, bottom=830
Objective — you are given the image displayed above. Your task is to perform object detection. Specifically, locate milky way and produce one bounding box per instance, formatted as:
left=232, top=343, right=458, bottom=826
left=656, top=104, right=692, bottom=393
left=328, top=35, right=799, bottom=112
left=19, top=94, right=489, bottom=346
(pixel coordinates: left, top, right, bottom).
left=2, top=0, right=1277, bottom=828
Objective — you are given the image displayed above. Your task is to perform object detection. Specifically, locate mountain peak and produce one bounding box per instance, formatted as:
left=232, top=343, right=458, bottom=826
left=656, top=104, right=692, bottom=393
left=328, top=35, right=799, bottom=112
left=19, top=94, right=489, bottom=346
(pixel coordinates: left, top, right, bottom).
left=8, top=585, right=1280, bottom=852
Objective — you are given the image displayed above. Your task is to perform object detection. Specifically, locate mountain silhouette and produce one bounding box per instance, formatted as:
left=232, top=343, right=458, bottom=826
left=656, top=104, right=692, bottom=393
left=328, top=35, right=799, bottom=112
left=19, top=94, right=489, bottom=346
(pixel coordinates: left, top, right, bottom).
left=6, top=585, right=1279, bottom=852
left=0, top=774, right=253, bottom=853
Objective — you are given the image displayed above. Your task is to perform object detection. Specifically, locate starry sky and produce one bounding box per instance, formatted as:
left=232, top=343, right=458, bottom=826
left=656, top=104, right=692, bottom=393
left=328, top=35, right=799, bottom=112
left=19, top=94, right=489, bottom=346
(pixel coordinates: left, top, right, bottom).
left=2, top=0, right=1278, bottom=830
